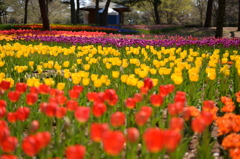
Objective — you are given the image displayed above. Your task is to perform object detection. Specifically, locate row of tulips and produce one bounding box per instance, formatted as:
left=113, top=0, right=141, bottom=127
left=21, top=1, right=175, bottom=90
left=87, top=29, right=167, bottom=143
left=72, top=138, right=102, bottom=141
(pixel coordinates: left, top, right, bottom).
left=0, top=42, right=239, bottom=104
left=0, top=77, right=238, bottom=159
left=13, top=24, right=118, bottom=32
left=13, top=34, right=240, bottom=48
left=0, top=29, right=108, bottom=37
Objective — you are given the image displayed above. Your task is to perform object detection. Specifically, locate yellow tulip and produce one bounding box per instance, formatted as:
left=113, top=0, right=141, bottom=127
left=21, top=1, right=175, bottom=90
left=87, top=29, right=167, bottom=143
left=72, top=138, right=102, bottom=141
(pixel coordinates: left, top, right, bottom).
left=57, top=83, right=65, bottom=90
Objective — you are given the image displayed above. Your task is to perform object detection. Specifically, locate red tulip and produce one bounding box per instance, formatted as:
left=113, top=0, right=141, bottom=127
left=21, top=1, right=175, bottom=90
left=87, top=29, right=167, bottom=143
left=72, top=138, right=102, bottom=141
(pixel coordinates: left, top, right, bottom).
left=35, top=132, right=51, bottom=150
left=0, top=154, right=18, bottom=159
left=30, top=120, right=39, bottom=133
left=92, top=102, right=107, bottom=118
left=133, top=93, right=143, bottom=103
left=29, top=86, right=39, bottom=94
left=203, top=100, right=215, bottom=111
left=49, top=89, right=58, bottom=97
left=87, top=92, right=98, bottom=102
left=135, top=110, right=149, bottom=126
left=0, top=100, right=6, bottom=108
left=169, top=117, right=184, bottom=132
left=15, top=82, right=28, bottom=94
left=7, top=112, right=17, bottom=123
left=69, top=89, right=80, bottom=99
left=90, top=123, right=109, bottom=142
left=1, top=136, right=18, bottom=153
left=110, top=112, right=126, bottom=127
left=0, top=126, right=10, bottom=144
left=55, top=106, right=67, bottom=119
left=39, top=102, right=48, bottom=114
left=105, top=89, right=118, bottom=106
left=125, top=98, right=136, bottom=109
left=0, top=107, right=6, bottom=118
left=26, top=93, right=38, bottom=105
left=95, top=92, right=106, bottom=103
left=150, top=94, right=164, bottom=107
left=143, top=78, right=153, bottom=90
left=0, top=120, right=7, bottom=127
left=39, top=84, right=50, bottom=94
left=102, top=130, right=125, bottom=156
left=73, top=85, right=84, bottom=93
left=22, top=135, right=40, bottom=157
left=126, top=127, right=139, bottom=143
left=140, top=106, right=152, bottom=118
left=0, top=81, right=10, bottom=91
left=56, top=95, right=67, bottom=105
left=168, top=102, right=184, bottom=116
left=8, top=91, right=20, bottom=103
left=143, top=128, right=165, bottom=153
left=182, top=107, right=192, bottom=121
left=191, top=117, right=206, bottom=133
left=166, top=84, right=175, bottom=94
left=164, top=130, right=181, bottom=152
left=16, top=107, right=30, bottom=121
left=65, top=145, right=86, bottom=159
left=44, top=103, right=58, bottom=117
left=66, top=100, right=78, bottom=111
left=159, top=85, right=168, bottom=97
left=140, top=86, right=149, bottom=94
left=74, top=106, right=90, bottom=123
left=174, top=91, right=186, bottom=103
left=201, top=111, right=214, bottom=126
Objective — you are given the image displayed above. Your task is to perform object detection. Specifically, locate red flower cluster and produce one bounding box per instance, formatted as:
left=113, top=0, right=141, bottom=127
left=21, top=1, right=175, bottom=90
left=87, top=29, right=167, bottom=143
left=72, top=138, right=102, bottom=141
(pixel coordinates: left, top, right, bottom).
left=168, top=91, right=186, bottom=116
left=87, top=89, right=118, bottom=118
left=69, top=85, right=84, bottom=100
left=135, top=106, right=152, bottom=126
left=22, top=131, right=51, bottom=157
left=90, top=123, right=125, bottom=156
left=0, top=121, right=18, bottom=153
left=191, top=100, right=217, bottom=133
left=65, top=144, right=86, bottom=159
left=7, top=107, right=30, bottom=123
left=143, top=128, right=181, bottom=153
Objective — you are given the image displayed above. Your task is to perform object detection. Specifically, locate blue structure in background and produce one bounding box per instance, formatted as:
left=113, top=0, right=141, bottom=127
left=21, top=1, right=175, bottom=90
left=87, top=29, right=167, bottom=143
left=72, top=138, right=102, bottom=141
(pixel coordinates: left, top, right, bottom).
left=108, top=14, right=120, bottom=25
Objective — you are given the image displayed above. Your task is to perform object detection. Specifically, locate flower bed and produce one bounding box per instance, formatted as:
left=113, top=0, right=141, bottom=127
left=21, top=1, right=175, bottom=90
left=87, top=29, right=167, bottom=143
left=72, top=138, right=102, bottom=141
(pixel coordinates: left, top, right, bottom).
left=0, top=30, right=239, bottom=158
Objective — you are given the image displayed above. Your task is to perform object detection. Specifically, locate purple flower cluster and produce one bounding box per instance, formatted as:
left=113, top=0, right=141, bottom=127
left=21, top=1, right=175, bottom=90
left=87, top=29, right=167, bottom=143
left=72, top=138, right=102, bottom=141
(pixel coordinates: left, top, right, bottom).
left=15, top=35, right=240, bottom=48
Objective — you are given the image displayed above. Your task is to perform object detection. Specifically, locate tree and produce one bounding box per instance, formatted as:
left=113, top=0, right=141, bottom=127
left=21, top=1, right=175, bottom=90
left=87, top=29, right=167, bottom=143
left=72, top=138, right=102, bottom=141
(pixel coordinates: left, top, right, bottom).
left=161, top=0, right=193, bottom=25
left=70, top=0, right=76, bottom=24
left=215, top=0, right=226, bottom=38
left=113, top=0, right=162, bottom=24
left=195, top=0, right=208, bottom=26
left=24, top=0, right=29, bottom=24
left=238, top=0, right=240, bottom=30
left=204, top=0, right=213, bottom=27
left=99, top=0, right=111, bottom=26
left=95, top=0, right=100, bottom=25
left=0, top=0, right=7, bottom=24
left=38, top=0, right=50, bottom=30
left=76, top=0, right=80, bottom=23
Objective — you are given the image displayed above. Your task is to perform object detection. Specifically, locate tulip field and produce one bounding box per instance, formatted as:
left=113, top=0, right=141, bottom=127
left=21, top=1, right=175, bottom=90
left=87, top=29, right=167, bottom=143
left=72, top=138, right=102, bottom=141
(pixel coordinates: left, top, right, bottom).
left=0, top=25, right=240, bottom=159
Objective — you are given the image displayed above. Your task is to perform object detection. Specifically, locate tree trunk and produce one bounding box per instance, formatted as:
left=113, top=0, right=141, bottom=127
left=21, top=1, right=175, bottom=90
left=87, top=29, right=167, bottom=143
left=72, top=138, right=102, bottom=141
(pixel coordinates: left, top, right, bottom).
left=38, top=0, right=50, bottom=30
left=76, top=0, right=80, bottom=24
left=153, top=0, right=160, bottom=24
left=100, top=0, right=111, bottom=26
left=215, top=0, right=226, bottom=38
left=70, top=0, right=76, bottom=24
left=204, top=0, right=213, bottom=27
left=95, top=0, right=100, bottom=25
left=238, top=0, right=240, bottom=31
left=24, top=0, right=29, bottom=24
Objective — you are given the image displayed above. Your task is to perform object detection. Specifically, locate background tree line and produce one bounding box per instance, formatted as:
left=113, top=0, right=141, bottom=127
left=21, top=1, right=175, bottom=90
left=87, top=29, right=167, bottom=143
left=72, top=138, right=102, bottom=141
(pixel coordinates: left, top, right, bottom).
left=0, top=0, right=239, bottom=37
